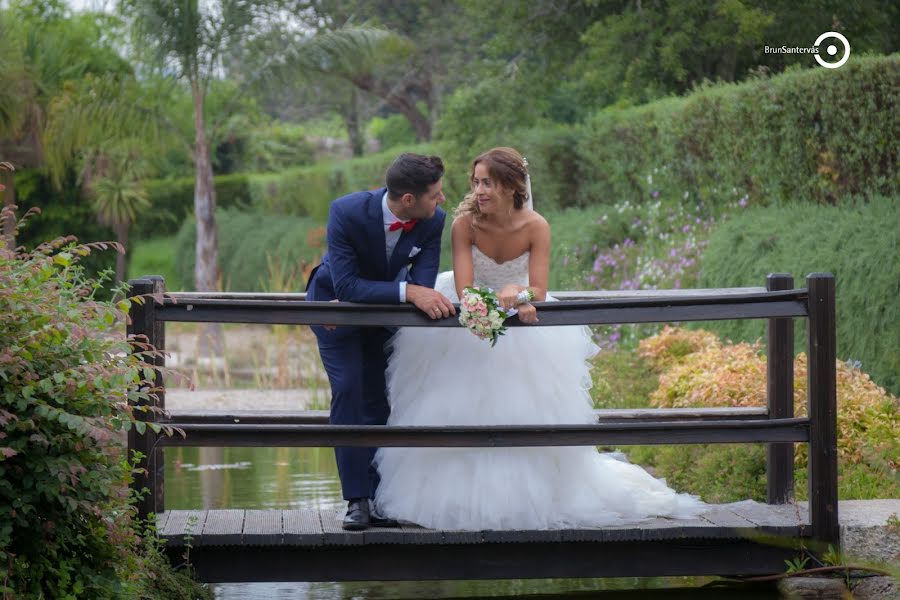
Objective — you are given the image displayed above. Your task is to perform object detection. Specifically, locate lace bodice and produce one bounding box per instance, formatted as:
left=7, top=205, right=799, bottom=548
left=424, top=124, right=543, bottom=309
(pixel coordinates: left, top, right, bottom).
left=433, top=246, right=530, bottom=302
left=471, top=245, right=530, bottom=289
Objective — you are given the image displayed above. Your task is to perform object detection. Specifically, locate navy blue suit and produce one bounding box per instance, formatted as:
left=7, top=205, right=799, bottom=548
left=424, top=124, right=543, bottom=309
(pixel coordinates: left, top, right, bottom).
left=307, top=187, right=445, bottom=500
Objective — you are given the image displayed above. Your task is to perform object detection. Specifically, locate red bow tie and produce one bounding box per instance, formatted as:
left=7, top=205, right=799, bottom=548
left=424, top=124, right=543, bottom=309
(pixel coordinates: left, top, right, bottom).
left=388, top=219, right=417, bottom=233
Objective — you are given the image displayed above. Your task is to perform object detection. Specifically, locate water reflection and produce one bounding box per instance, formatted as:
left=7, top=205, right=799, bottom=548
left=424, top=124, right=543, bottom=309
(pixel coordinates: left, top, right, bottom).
left=165, top=449, right=782, bottom=599
left=165, top=446, right=343, bottom=510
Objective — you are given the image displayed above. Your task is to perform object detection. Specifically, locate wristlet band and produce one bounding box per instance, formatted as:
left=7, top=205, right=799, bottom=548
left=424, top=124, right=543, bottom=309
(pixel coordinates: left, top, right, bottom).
left=515, top=289, right=534, bottom=305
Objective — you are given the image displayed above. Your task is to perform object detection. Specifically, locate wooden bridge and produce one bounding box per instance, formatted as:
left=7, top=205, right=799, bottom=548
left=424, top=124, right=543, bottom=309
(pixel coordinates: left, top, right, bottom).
left=126, top=273, right=838, bottom=583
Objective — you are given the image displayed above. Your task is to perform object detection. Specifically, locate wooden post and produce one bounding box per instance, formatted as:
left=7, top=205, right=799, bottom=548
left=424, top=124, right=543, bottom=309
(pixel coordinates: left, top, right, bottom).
left=806, top=273, right=839, bottom=545
left=127, top=276, right=166, bottom=522
left=766, top=274, right=794, bottom=504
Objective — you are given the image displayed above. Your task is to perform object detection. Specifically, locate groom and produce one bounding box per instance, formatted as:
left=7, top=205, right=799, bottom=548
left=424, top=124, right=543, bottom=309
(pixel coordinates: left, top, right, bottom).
left=306, top=153, right=455, bottom=530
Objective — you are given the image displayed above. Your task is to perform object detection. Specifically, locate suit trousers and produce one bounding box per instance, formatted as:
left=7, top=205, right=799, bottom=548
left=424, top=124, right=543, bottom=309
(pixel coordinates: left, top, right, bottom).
left=311, top=324, right=392, bottom=500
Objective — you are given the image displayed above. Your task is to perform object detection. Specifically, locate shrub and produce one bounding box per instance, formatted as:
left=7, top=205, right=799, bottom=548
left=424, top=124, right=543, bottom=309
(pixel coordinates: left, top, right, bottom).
left=440, top=55, right=897, bottom=214
left=577, top=55, right=898, bottom=209
left=135, top=173, right=253, bottom=239
left=173, top=209, right=326, bottom=292
left=247, top=142, right=445, bottom=221
left=630, top=327, right=899, bottom=501
left=368, top=114, right=416, bottom=151
left=698, top=196, right=900, bottom=395
left=0, top=208, right=210, bottom=598
left=590, top=349, right=658, bottom=411
left=127, top=237, right=184, bottom=290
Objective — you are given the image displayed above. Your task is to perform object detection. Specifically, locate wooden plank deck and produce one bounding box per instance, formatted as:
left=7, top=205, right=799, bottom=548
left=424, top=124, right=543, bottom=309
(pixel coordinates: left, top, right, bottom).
left=156, top=503, right=810, bottom=582
left=158, top=502, right=808, bottom=547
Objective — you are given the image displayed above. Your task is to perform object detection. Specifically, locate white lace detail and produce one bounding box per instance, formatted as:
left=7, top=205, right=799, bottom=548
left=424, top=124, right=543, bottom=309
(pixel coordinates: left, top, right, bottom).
left=471, top=246, right=529, bottom=289
left=434, top=246, right=529, bottom=302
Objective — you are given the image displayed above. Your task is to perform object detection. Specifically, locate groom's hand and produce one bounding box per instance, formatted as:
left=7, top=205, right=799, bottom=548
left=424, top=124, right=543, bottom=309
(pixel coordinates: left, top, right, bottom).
left=407, top=284, right=456, bottom=319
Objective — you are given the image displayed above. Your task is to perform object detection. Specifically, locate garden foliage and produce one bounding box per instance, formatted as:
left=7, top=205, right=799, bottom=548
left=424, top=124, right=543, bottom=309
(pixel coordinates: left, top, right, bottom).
left=0, top=208, right=209, bottom=599
left=629, top=327, right=899, bottom=502
left=699, top=196, right=900, bottom=395
left=173, top=209, right=325, bottom=292
left=439, top=55, right=897, bottom=211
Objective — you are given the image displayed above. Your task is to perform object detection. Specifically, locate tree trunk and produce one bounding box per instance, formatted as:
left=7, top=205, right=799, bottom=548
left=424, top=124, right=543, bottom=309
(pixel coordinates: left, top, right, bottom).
left=350, top=75, right=432, bottom=142
left=345, top=89, right=365, bottom=157
left=191, top=81, right=219, bottom=293
left=191, top=79, right=224, bottom=356
left=387, top=94, right=431, bottom=142
left=1, top=168, right=16, bottom=249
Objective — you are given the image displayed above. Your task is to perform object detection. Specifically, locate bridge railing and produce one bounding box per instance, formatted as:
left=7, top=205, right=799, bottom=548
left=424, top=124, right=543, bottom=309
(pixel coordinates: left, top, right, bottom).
left=126, top=273, right=837, bottom=544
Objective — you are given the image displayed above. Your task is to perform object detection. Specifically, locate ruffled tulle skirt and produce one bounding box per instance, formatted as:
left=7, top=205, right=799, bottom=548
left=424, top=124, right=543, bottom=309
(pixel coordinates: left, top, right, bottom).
left=373, top=274, right=704, bottom=530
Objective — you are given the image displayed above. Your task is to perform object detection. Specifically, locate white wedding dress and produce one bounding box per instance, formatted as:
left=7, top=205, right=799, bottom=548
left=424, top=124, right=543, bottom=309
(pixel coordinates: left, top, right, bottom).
left=373, top=245, right=705, bottom=530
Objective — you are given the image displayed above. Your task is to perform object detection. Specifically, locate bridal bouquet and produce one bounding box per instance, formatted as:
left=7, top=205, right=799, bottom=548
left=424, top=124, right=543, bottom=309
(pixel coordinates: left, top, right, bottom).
left=459, top=286, right=514, bottom=347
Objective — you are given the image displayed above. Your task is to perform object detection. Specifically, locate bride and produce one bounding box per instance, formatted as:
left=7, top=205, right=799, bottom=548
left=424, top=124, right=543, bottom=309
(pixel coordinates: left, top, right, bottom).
left=374, top=147, right=704, bottom=530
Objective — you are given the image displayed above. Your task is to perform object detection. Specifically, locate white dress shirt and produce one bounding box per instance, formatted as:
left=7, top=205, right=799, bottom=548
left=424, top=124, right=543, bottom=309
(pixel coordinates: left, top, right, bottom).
left=382, top=192, right=410, bottom=303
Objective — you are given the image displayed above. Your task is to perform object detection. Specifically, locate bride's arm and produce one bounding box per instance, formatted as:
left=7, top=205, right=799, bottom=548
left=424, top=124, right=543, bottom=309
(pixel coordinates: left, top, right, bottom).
left=497, top=216, right=550, bottom=312
left=451, top=215, right=475, bottom=299
left=526, top=216, right=550, bottom=302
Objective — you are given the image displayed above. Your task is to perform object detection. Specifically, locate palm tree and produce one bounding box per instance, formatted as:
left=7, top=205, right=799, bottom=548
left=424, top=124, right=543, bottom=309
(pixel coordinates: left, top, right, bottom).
left=0, top=3, right=135, bottom=247
left=120, top=1, right=388, bottom=292
left=85, top=149, right=150, bottom=287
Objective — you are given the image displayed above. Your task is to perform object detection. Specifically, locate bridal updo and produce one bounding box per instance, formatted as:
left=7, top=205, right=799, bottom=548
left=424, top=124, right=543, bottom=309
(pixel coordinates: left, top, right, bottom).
left=455, top=147, right=530, bottom=221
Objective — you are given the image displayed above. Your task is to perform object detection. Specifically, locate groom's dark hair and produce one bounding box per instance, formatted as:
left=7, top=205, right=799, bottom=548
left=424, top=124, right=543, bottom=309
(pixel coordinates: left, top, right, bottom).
left=386, top=153, right=444, bottom=200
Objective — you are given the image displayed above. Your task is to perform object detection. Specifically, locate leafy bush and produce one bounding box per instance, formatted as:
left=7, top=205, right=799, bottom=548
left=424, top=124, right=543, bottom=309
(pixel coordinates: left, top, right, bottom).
left=134, top=173, right=253, bottom=239
left=579, top=54, right=898, bottom=208
left=590, top=349, right=658, bottom=411
left=0, top=209, right=210, bottom=598
left=368, top=114, right=416, bottom=151
left=248, top=142, right=444, bottom=221
left=8, top=168, right=116, bottom=284
left=699, top=196, right=900, bottom=395
left=629, top=327, right=899, bottom=502
left=173, top=209, right=326, bottom=292
left=127, top=237, right=183, bottom=290
left=439, top=55, right=897, bottom=212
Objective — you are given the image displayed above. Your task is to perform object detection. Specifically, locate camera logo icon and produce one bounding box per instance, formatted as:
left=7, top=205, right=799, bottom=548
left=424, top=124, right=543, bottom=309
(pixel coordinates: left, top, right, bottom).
left=814, top=32, right=850, bottom=69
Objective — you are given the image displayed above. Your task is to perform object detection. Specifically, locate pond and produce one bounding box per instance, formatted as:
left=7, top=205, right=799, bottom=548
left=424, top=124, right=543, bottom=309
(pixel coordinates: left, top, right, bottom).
left=165, top=447, right=785, bottom=599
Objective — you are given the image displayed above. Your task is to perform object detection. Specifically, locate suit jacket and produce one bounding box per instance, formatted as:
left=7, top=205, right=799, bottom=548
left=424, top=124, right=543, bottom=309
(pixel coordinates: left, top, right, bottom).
left=306, top=187, right=445, bottom=303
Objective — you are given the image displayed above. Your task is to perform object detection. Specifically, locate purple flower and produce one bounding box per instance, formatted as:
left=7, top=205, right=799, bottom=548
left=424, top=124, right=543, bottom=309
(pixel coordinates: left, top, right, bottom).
left=562, top=255, right=569, bottom=267
left=651, top=191, right=660, bottom=198
left=738, top=196, right=748, bottom=208
left=682, top=224, right=691, bottom=233
left=609, top=332, right=620, bottom=343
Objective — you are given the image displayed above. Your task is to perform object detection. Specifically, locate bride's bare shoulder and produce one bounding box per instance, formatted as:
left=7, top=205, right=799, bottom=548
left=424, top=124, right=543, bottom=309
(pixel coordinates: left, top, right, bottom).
left=524, top=211, right=550, bottom=233
left=452, top=213, right=476, bottom=242
left=452, top=213, right=476, bottom=233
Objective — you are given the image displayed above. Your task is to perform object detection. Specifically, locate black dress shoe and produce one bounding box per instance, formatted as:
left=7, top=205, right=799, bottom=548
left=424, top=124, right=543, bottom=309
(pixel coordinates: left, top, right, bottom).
left=342, top=498, right=370, bottom=531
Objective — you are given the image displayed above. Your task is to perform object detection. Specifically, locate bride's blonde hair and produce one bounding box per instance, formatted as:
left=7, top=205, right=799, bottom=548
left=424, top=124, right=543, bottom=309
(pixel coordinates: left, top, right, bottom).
left=455, top=147, right=530, bottom=223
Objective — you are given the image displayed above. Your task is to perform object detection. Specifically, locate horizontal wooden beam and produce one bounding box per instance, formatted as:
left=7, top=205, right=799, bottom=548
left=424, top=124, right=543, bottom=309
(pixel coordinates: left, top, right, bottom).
left=169, top=539, right=801, bottom=582
left=156, top=296, right=807, bottom=326
left=162, top=406, right=769, bottom=425
left=157, top=417, right=809, bottom=448
left=164, top=286, right=769, bottom=302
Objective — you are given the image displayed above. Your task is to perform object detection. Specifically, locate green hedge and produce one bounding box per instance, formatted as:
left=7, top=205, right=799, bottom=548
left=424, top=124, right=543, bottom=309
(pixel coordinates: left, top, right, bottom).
left=247, top=142, right=445, bottom=222
left=439, top=54, right=898, bottom=211
left=698, top=196, right=900, bottom=395
left=138, top=143, right=445, bottom=239
left=173, top=209, right=325, bottom=292
left=135, top=173, right=253, bottom=239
